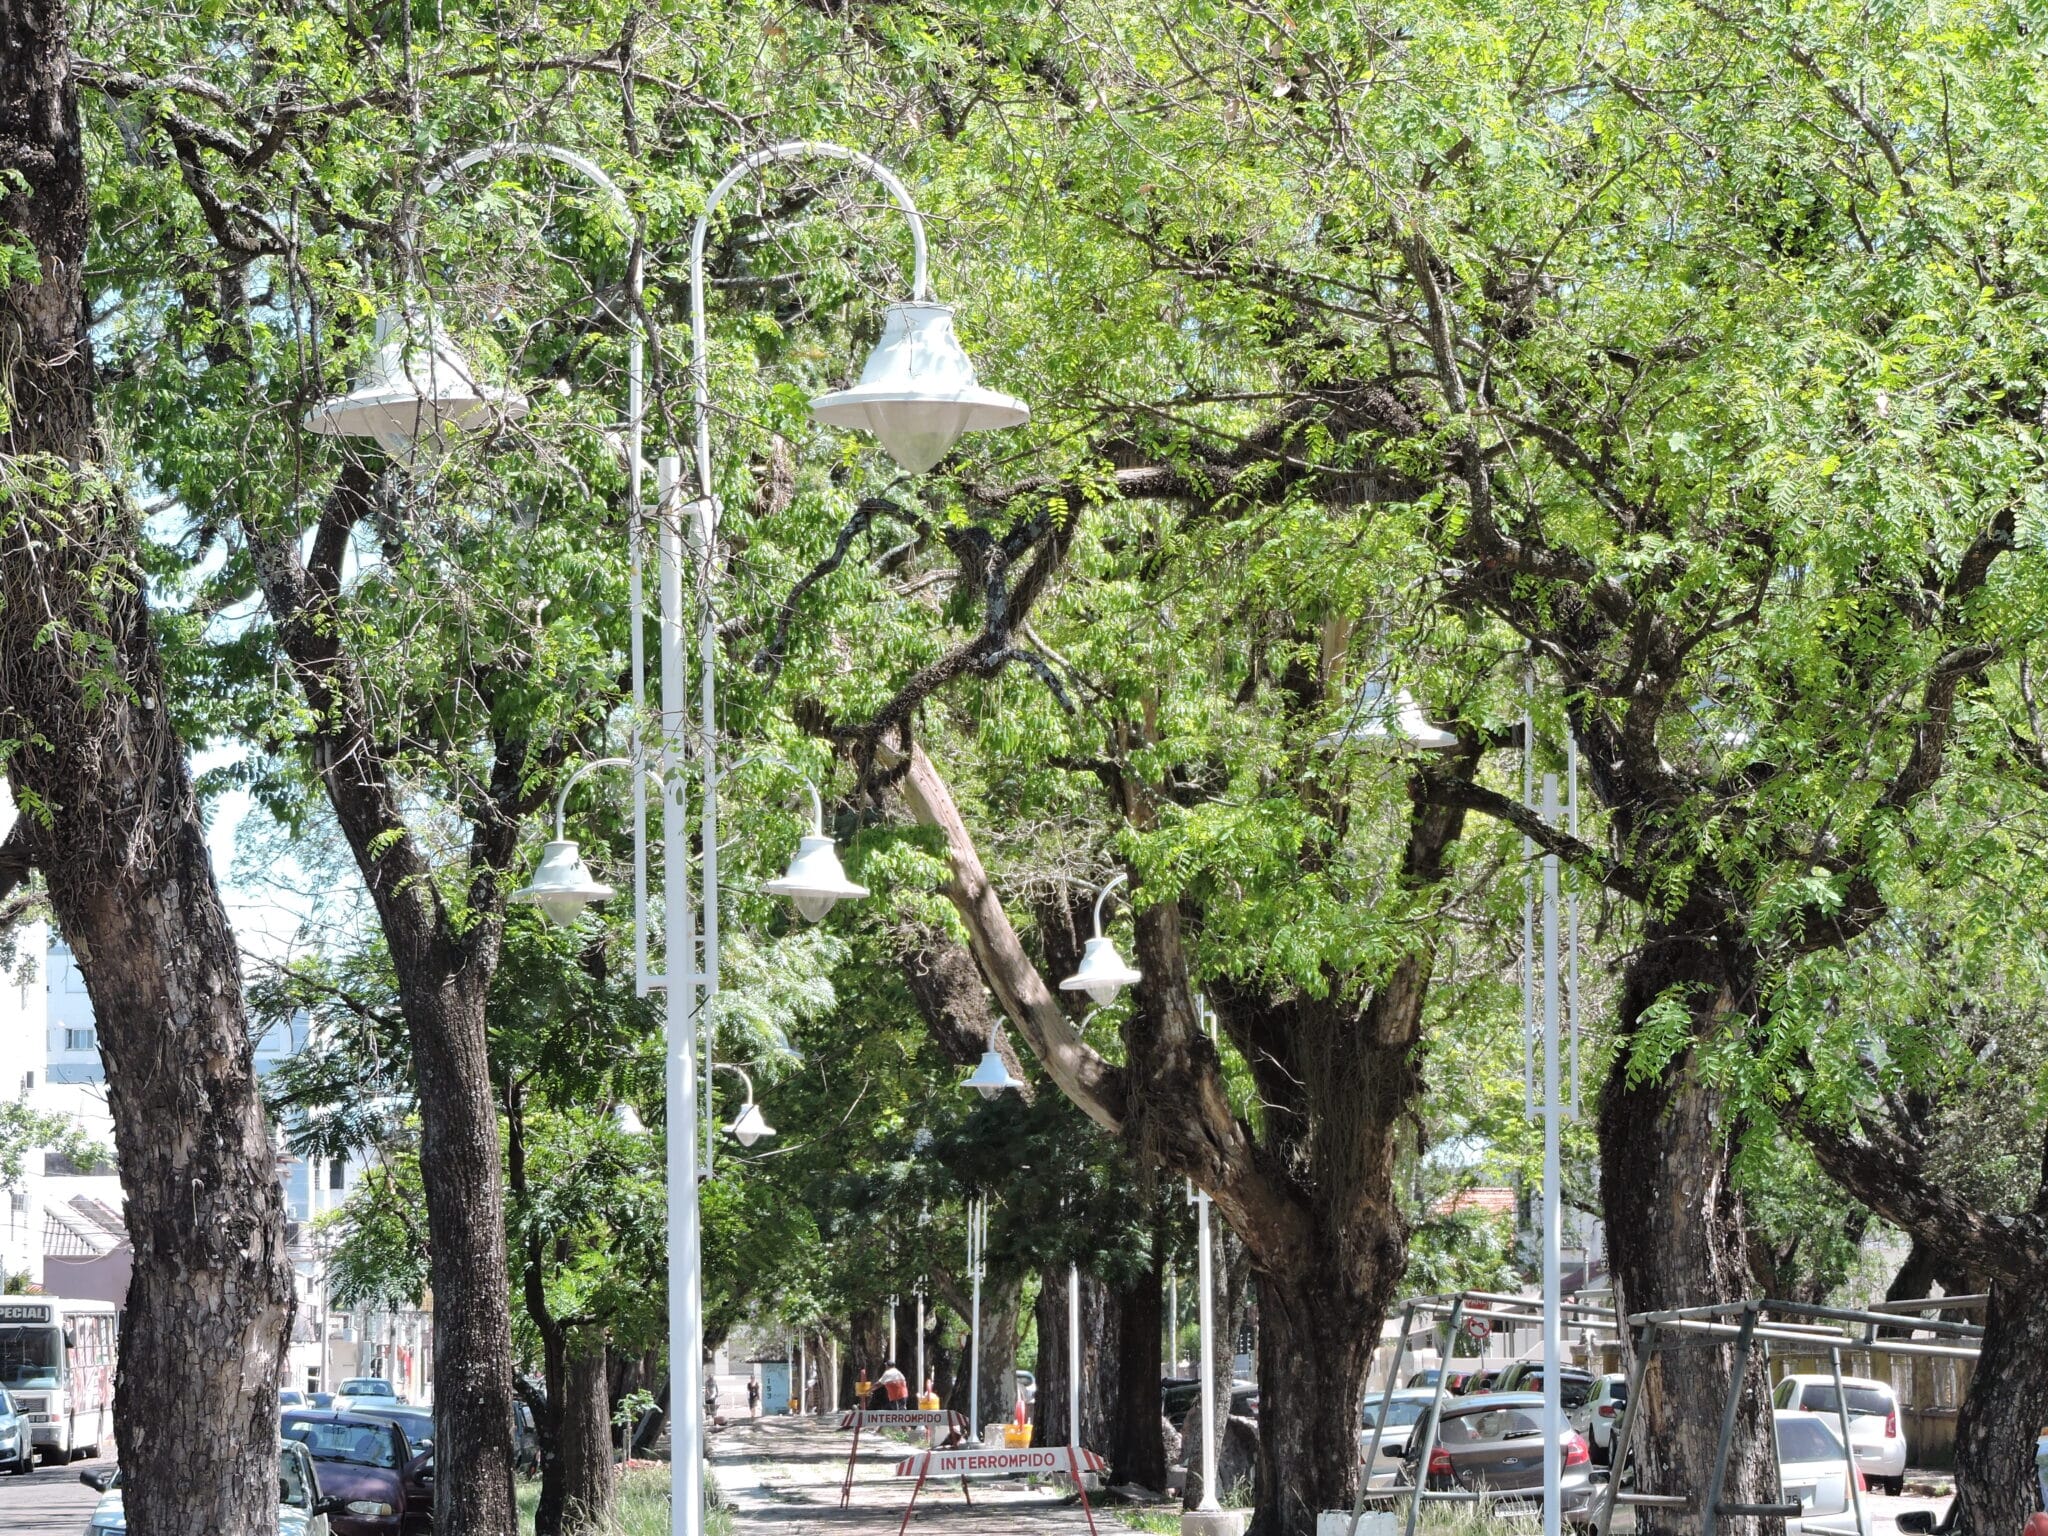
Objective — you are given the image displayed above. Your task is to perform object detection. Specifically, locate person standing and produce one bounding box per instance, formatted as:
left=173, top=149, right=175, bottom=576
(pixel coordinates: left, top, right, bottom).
left=879, top=1361, right=909, bottom=1406
left=746, top=1377, right=760, bottom=1415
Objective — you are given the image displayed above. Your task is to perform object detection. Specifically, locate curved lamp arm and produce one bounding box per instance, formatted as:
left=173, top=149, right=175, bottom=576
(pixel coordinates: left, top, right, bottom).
left=1090, top=871, right=1130, bottom=938
left=712, top=1062, right=757, bottom=1103
left=725, top=748, right=828, bottom=834
left=688, top=139, right=933, bottom=507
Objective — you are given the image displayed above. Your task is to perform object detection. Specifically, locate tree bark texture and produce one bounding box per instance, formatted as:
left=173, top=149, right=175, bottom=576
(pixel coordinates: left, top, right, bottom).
left=1109, top=1251, right=1167, bottom=1490
left=1798, top=1088, right=2048, bottom=1532
left=556, top=1338, right=616, bottom=1535
left=1945, top=1274, right=2048, bottom=1536
left=244, top=471, right=519, bottom=1536
left=1599, top=928, right=1780, bottom=1536
left=0, top=3, right=293, bottom=1532
left=1032, top=1266, right=1115, bottom=1453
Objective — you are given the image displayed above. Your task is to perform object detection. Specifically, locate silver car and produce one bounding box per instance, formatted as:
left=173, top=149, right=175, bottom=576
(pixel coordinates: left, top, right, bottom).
left=1772, top=1409, right=1870, bottom=1536
left=1771, top=1375, right=1906, bottom=1495
left=0, top=1388, right=30, bottom=1475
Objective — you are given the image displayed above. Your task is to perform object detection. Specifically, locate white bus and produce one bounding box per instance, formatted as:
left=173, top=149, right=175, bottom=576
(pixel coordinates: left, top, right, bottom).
left=0, top=1296, right=116, bottom=1465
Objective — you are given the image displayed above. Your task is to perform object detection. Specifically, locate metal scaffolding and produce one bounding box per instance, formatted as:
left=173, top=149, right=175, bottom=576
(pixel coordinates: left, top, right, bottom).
left=1343, top=1291, right=1982, bottom=1536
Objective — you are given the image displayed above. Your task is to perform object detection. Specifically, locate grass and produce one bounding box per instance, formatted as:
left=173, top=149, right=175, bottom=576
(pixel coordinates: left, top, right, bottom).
left=515, top=1466, right=733, bottom=1536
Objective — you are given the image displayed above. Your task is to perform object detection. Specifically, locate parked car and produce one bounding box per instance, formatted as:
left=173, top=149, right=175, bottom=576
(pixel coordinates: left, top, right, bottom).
left=1772, top=1409, right=1871, bottom=1536
left=333, top=1378, right=404, bottom=1412
left=309, top=1393, right=336, bottom=1410
left=1772, top=1375, right=1906, bottom=1495
left=280, top=1409, right=429, bottom=1536
left=513, top=1400, right=539, bottom=1475
left=1493, top=1363, right=1597, bottom=1409
left=0, top=1387, right=30, bottom=1475
left=1360, top=1389, right=1440, bottom=1488
left=355, top=1405, right=433, bottom=1456
left=281, top=1390, right=307, bottom=1409
left=1163, top=1378, right=1257, bottom=1423
left=1015, top=1369, right=1037, bottom=1411
left=80, top=1439, right=334, bottom=1536
left=1568, top=1373, right=1628, bottom=1464
left=1401, top=1391, right=1597, bottom=1523
left=1405, top=1368, right=1482, bottom=1395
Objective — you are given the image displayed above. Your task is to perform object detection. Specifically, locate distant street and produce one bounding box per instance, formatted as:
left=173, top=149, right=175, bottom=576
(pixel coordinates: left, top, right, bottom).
left=0, top=1455, right=114, bottom=1536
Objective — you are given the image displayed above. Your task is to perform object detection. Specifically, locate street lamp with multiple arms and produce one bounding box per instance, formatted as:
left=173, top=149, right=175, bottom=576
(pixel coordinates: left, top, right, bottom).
left=308, top=135, right=1029, bottom=1536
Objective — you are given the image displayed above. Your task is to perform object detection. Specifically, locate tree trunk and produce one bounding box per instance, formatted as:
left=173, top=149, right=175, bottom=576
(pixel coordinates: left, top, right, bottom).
left=0, top=2, right=294, bottom=1530
left=1110, top=1253, right=1167, bottom=1489
left=558, top=1337, right=616, bottom=1534
left=1033, top=1267, right=1115, bottom=1452
left=398, top=970, right=518, bottom=1533
left=1946, top=1272, right=2048, bottom=1536
left=1599, top=936, right=1780, bottom=1536
left=1248, top=1267, right=1377, bottom=1533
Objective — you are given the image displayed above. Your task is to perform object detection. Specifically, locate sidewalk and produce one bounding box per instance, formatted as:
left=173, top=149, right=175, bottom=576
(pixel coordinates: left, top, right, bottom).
left=709, top=1412, right=1106, bottom=1536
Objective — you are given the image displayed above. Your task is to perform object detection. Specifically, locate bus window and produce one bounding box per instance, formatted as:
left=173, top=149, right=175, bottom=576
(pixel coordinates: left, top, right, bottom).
left=0, top=1326, right=62, bottom=1389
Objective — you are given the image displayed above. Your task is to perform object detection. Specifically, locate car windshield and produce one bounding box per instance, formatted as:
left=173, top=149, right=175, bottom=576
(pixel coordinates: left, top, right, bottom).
left=1363, top=1400, right=1429, bottom=1430
left=279, top=1447, right=315, bottom=1509
left=283, top=1419, right=401, bottom=1469
left=0, top=1326, right=61, bottom=1389
left=1797, top=1386, right=1890, bottom=1418
left=341, top=1379, right=394, bottom=1395
left=1608, top=1381, right=1628, bottom=1402
left=1442, top=1407, right=1545, bottom=1445
left=1778, top=1418, right=1847, bottom=1464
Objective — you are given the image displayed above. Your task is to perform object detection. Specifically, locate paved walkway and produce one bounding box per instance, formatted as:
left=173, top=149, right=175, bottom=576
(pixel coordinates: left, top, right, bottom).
left=0, top=1454, right=115, bottom=1536
left=710, top=1413, right=1105, bottom=1536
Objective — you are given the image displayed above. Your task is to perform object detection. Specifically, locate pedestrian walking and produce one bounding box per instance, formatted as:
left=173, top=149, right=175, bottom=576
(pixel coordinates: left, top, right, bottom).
left=746, top=1377, right=760, bottom=1415
left=879, top=1360, right=909, bottom=1406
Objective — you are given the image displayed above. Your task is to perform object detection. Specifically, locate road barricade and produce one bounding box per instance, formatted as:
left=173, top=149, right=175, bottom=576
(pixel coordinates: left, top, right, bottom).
left=890, top=1443, right=1109, bottom=1536
left=836, top=1407, right=968, bottom=1507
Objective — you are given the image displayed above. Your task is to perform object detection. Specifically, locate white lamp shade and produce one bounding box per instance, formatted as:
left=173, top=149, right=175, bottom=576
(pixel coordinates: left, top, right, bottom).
left=304, top=308, right=527, bottom=462
left=512, top=839, right=614, bottom=925
left=729, top=1102, right=775, bottom=1148
left=809, top=302, right=1029, bottom=474
left=962, top=1048, right=1025, bottom=1100
left=613, top=1103, right=646, bottom=1136
left=762, top=834, right=869, bottom=922
left=1316, top=681, right=1459, bottom=752
left=1060, top=935, right=1143, bottom=1008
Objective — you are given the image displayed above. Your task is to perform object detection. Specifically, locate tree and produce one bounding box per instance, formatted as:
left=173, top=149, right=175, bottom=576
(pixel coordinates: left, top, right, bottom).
left=2, top=1, right=295, bottom=1530
left=0, top=1104, right=105, bottom=1192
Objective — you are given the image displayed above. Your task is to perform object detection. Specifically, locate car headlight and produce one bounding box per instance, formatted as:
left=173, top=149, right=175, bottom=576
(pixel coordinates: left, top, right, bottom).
left=343, top=1501, right=396, bottom=1516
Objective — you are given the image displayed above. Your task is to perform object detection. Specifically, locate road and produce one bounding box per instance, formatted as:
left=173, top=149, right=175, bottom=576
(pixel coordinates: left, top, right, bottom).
left=0, top=1455, right=113, bottom=1536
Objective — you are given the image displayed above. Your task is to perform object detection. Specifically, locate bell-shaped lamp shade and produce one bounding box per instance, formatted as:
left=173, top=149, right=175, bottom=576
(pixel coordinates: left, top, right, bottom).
left=809, top=302, right=1029, bottom=474
left=512, top=839, right=615, bottom=926
left=304, top=308, right=527, bottom=463
left=729, top=1101, right=776, bottom=1148
left=962, top=1044, right=1026, bottom=1101
left=613, top=1103, right=646, bottom=1137
left=1060, top=935, right=1143, bottom=1008
left=762, top=834, right=869, bottom=923
left=1316, top=680, right=1459, bottom=752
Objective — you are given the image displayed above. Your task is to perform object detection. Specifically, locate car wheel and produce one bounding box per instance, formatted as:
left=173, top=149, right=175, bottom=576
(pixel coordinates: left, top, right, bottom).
left=1884, top=1477, right=1904, bottom=1497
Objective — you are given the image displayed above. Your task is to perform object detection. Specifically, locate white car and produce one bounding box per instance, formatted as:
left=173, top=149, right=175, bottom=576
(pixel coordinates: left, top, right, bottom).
left=1569, top=1374, right=1628, bottom=1464
left=1773, top=1409, right=1870, bottom=1536
left=1772, top=1375, right=1906, bottom=1494
left=82, top=1440, right=332, bottom=1535
left=332, top=1377, right=403, bottom=1412
left=1359, top=1389, right=1440, bottom=1488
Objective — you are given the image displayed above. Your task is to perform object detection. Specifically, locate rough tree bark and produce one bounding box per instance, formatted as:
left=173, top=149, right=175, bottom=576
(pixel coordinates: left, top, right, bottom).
left=1800, top=1099, right=2048, bottom=1533
left=0, top=3, right=293, bottom=1531
left=243, top=470, right=522, bottom=1535
left=1108, top=1252, right=1167, bottom=1490
left=1599, top=924, right=1780, bottom=1536
left=556, top=1340, right=616, bottom=1534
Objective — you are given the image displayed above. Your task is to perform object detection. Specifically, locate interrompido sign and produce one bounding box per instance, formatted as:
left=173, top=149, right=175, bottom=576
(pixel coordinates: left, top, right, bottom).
left=838, top=1409, right=959, bottom=1429
left=894, top=1446, right=1108, bottom=1477
left=889, top=1442, right=1108, bottom=1536
left=837, top=1405, right=970, bottom=1509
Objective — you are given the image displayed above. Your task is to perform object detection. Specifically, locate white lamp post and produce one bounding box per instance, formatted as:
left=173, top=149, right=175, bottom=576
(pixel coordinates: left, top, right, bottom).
left=315, top=137, right=1025, bottom=1536
left=1060, top=873, right=1142, bottom=1006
